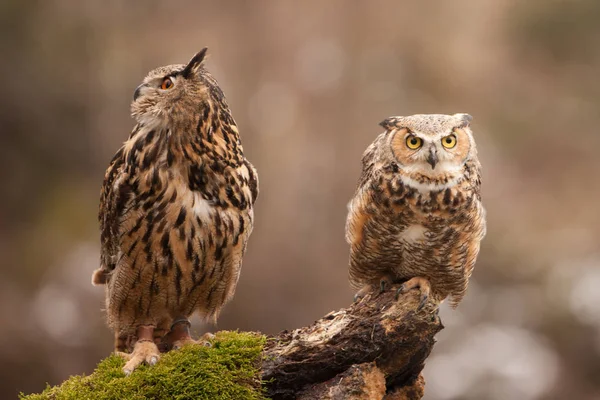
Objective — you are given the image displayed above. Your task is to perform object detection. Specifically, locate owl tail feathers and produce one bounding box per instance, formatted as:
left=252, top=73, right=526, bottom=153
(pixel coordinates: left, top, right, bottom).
left=447, top=293, right=465, bottom=309
left=205, top=310, right=220, bottom=326
left=91, top=268, right=109, bottom=286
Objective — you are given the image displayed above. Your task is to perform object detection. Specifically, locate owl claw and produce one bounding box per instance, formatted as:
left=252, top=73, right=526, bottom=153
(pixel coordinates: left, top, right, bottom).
left=163, top=318, right=215, bottom=350
left=353, top=284, right=372, bottom=303
left=394, top=285, right=406, bottom=300
left=353, top=293, right=364, bottom=303
left=201, top=332, right=216, bottom=346
left=120, top=339, right=161, bottom=375
left=173, top=333, right=214, bottom=349
left=379, top=275, right=395, bottom=294
left=117, top=326, right=161, bottom=375
left=417, top=293, right=429, bottom=311
left=394, top=276, right=431, bottom=312
left=379, top=279, right=388, bottom=294
left=354, top=277, right=396, bottom=302
left=172, top=338, right=193, bottom=350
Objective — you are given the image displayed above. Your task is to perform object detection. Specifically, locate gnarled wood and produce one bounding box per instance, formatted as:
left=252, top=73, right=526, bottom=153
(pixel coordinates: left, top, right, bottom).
left=262, top=285, right=443, bottom=399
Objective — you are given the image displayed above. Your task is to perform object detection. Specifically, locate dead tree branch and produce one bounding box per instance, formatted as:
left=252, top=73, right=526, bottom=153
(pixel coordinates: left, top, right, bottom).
left=262, top=285, right=443, bottom=399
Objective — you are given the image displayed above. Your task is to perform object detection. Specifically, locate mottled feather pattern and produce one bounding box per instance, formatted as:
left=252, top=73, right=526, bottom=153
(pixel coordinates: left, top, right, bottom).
left=94, top=51, right=258, bottom=346
left=346, top=114, right=486, bottom=307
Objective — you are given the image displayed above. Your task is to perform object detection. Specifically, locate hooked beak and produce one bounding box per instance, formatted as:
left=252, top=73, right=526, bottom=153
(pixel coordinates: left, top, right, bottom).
left=426, top=148, right=438, bottom=169
left=133, top=84, right=145, bottom=101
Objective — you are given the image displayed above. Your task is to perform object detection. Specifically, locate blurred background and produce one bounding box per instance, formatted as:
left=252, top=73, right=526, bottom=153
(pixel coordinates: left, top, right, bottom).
left=1, top=0, right=599, bottom=399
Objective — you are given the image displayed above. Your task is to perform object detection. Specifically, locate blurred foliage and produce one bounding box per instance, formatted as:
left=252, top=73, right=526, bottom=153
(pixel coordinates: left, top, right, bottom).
left=512, top=0, right=600, bottom=63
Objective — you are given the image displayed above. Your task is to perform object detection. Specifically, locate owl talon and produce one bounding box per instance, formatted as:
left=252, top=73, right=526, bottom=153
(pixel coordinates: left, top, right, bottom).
left=121, top=339, right=161, bottom=375
left=417, top=293, right=429, bottom=311
left=353, top=284, right=373, bottom=303
left=201, top=332, right=216, bottom=346
left=394, top=285, right=406, bottom=300
left=117, top=326, right=161, bottom=375
left=163, top=318, right=215, bottom=350
left=394, top=277, right=431, bottom=311
left=379, top=278, right=390, bottom=294
left=173, top=335, right=213, bottom=349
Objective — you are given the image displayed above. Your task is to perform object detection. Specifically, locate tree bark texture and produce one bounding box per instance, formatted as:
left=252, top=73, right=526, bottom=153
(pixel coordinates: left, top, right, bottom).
left=262, top=285, right=444, bottom=399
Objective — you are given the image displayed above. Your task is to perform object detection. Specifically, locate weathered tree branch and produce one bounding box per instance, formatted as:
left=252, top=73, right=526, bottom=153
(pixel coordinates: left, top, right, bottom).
left=262, top=285, right=443, bottom=399
left=22, top=285, right=443, bottom=399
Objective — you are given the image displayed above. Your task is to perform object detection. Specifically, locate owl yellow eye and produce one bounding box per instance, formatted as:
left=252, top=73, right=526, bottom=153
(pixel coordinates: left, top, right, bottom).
left=405, top=135, right=422, bottom=150
left=161, top=77, right=174, bottom=90
left=441, top=134, right=457, bottom=148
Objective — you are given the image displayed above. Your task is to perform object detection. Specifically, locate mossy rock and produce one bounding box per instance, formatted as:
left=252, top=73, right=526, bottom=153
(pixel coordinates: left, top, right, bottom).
left=21, top=331, right=267, bottom=400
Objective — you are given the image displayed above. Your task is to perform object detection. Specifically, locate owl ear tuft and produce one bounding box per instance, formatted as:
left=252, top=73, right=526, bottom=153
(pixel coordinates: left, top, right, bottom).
left=183, top=48, right=208, bottom=78
left=455, top=113, right=473, bottom=128
left=379, top=117, right=399, bottom=131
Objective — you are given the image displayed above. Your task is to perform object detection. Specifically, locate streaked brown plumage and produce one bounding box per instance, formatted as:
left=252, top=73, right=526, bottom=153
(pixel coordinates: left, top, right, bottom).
left=92, top=49, right=258, bottom=374
left=346, top=113, right=485, bottom=309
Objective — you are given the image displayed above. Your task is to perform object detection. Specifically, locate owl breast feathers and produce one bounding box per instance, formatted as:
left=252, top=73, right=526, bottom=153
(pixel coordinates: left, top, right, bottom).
left=92, top=49, right=258, bottom=373
left=345, top=113, right=486, bottom=307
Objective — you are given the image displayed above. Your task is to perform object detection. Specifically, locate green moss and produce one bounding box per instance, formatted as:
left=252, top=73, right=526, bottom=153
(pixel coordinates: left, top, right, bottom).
left=21, top=331, right=267, bottom=400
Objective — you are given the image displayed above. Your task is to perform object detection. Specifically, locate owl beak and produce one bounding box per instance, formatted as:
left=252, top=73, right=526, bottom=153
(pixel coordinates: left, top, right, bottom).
left=426, top=148, right=438, bottom=169
left=133, top=84, right=145, bottom=101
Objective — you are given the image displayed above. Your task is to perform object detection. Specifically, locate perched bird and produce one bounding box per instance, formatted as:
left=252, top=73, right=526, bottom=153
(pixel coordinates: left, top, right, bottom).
left=345, top=114, right=486, bottom=309
left=92, top=48, right=258, bottom=374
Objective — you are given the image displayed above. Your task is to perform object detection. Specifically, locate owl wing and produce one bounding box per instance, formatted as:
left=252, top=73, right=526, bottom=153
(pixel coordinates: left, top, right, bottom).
left=346, top=132, right=388, bottom=232
left=242, top=159, right=259, bottom=205
left=354, top=134, right=383, bottom=191
left=93, top=146, right=131, bottom=285
left=463, top=171, right=487, bottom=280
left=447, top=161, right=487, bottom=306
left=346, top=136, right=398, bottom=289
left=466, top=161, right=486, bottom=270
left=346, top=143, right=374, bottom=245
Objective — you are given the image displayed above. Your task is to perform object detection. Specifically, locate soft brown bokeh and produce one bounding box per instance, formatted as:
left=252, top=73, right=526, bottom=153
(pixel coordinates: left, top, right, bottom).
left=1, top=1, right=599, bottom=399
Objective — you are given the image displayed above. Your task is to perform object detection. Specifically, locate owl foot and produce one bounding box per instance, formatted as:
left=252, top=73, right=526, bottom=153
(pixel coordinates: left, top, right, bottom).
left=395, top=276, right=431, bottom=312
left=117, top=325, right=161, bottom=376
left=378, top=275, right=395, bottom=293
left=353, top=285, right=371, bottom=302
left=173, top=332, right=215, bottom=349
left=354, top=275, right=395, bottom=302
left=163, top=318, right=214, bottom=350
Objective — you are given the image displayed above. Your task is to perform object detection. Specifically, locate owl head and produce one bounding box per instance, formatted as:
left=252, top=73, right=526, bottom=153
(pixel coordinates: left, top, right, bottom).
left=131, top=48, right=225, bottom=128
left=380, top=113, right=476, bottom=176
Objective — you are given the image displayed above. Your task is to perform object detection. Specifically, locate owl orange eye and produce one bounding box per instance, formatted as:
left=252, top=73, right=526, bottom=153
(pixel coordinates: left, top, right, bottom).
left=441, top=134, right=457, bottom=148
left=406, top=135, right=422, bottom=150
left=161, top=77, right=174, bottom=90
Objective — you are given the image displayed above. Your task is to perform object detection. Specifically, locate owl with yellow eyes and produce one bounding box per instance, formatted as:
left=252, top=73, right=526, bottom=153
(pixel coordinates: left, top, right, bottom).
left=345, top=113, right=486, bottom=309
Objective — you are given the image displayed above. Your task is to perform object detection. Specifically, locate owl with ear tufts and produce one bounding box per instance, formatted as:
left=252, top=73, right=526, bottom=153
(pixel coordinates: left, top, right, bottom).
left=93, top=48, right=258, bottom=375
left=345, top=113, right=486, bottom=309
